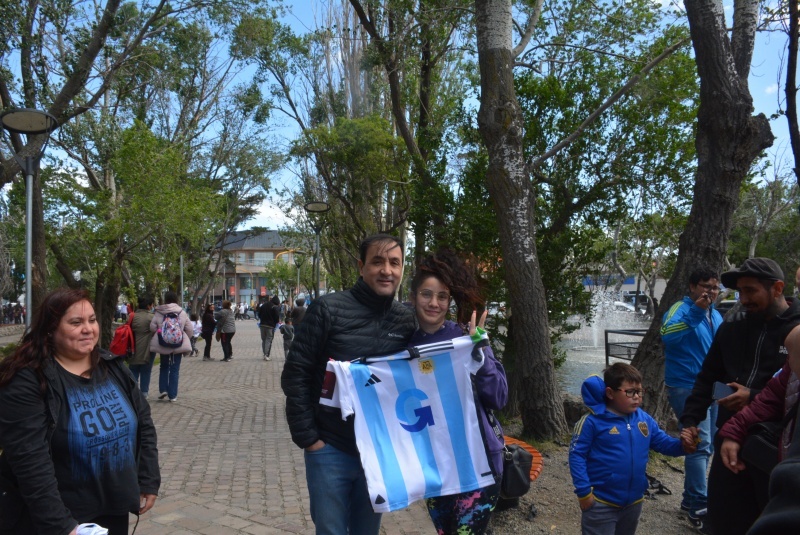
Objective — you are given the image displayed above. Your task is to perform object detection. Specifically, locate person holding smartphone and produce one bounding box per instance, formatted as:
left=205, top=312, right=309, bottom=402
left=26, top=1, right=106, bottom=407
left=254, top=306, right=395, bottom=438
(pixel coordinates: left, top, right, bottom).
left=661, top=266, right=723, bottom=532
left=680, top=258, right=800, bottom=535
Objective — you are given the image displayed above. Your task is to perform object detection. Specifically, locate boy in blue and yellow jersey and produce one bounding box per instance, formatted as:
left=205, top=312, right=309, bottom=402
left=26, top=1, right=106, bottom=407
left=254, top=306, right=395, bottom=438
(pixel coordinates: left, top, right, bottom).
left=569, top=363, right=696, bottom=535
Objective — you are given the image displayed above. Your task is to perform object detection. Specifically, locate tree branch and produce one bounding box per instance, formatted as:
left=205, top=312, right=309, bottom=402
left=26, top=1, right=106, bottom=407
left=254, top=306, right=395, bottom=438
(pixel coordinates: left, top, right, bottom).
left=532, top=37, right=689, bottom=168
left=512, top=0, right=544, bottom=58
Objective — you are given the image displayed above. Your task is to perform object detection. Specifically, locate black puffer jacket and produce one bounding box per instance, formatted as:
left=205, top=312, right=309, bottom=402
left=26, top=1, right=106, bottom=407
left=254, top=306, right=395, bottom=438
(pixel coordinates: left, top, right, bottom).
left=681, top=298, right=800, bottom=430
left=281, top=278, right=415, bottom=455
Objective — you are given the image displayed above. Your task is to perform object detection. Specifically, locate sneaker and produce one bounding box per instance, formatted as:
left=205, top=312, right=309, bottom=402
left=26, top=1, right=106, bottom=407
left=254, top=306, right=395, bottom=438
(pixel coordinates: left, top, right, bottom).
left=264, top=355, right=271, bottom=361
left=203, top=357, right=212, bottom=361
left=681, top=503, right=691, bottom=513
left=169, top=398, right=178, bottom=402
left=158, top=392, right=168, bottom=400
left=689, top=508, right=712, bottom=534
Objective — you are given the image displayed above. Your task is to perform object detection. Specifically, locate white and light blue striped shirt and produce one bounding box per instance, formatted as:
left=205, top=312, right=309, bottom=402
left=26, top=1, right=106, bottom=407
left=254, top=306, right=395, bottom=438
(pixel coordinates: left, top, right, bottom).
left=320, top=335, right=494, bottom=512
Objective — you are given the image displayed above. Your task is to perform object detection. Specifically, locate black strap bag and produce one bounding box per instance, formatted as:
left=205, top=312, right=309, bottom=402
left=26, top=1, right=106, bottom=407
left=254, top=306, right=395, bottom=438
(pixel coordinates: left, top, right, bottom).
left=500, top=443, right=533, bottom=499
left=486, top=408, right=533, bottom=499
left=741, top=402, right=799, bottom=474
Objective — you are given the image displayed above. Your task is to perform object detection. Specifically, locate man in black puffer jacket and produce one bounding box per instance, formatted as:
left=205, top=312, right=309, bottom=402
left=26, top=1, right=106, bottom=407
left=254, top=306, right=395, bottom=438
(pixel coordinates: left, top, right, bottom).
left=281, top=234, right=415, bottom=535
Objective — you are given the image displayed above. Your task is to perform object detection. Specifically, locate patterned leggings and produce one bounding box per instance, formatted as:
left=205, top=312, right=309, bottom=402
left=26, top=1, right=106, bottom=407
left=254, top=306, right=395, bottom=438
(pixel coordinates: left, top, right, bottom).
left=425, top=483, right=500, bottom=535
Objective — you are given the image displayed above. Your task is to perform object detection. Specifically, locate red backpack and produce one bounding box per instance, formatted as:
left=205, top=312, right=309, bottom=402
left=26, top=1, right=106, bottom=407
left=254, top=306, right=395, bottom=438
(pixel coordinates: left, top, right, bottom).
left=109, top=313, right=135, bottom=358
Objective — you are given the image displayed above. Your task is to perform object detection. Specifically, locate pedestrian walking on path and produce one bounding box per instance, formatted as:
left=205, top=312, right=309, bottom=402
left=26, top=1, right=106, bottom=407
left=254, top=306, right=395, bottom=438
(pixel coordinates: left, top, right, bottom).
left=257, top=295, right=280, bottom=361
left=150, top=291, right=193, bottom=402
left=129, top=293, right=156, bottom=397
left=215, top=300, right=236, bottom=362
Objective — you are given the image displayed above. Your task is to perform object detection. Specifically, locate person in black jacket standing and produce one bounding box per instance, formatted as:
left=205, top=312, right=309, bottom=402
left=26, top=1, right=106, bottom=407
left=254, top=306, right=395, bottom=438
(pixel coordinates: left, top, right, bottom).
left=201, top=303, right=217, bottom=361
left=258, top=295, right=281, bottom=361
left=0, top=288, right=159, bottom=534
left=681, top=258, right=800, bottom=535
left=281, top=234, right=416, bottom=535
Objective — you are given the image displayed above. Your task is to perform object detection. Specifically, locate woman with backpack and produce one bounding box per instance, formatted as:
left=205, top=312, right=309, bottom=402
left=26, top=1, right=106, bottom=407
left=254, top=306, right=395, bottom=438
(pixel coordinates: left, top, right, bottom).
left=149, top=291, right=193, bottom=402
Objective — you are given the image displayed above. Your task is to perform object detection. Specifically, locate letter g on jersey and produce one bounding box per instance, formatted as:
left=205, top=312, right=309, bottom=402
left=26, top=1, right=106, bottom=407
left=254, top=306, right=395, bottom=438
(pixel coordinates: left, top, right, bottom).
left=396, top=389, right=435, bottom=432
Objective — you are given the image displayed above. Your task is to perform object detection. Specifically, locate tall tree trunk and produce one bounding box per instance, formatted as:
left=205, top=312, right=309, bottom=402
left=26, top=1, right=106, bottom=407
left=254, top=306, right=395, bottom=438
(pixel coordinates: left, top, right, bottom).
left=475, top=0, right=567, bottom=439
left=787, top=0, right=800, bottom=185
left=632, top=0, right=774, bottom=423
left=97, top=269, right=122, bottom=348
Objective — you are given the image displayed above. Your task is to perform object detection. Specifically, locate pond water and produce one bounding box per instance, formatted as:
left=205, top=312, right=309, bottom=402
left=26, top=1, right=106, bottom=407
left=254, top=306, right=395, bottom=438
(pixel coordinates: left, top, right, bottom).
left=555, top=302, right=652, bottom=396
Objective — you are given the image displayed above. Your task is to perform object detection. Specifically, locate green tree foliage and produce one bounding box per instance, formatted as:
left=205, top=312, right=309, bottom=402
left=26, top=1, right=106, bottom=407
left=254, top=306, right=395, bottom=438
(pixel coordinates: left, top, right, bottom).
left=291, top=115, right=412, bottom=288
left=727, top=162, right=800, bottom=274
left=0, top=0, right=277, bottom=324
left=456, top=0, right=698, bottom=339
left=516, top=4, right=697, bottom=334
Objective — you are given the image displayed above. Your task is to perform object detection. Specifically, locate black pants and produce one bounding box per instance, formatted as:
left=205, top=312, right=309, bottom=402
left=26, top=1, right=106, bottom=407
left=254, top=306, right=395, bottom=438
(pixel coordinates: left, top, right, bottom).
left=221, top=331, right=235, bottom=360
left=202, top=332, right=213, bottom=358
left=708, top=435, right=770, bottom=534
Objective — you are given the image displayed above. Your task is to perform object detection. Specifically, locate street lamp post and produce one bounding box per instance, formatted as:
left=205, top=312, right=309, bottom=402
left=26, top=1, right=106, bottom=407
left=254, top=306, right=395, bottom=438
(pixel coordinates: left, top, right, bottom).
left=0, top=108, right=58, bottom=328
left=303, top=201, right=330, bottom=301
left=291, top=250, right=307, bottom=303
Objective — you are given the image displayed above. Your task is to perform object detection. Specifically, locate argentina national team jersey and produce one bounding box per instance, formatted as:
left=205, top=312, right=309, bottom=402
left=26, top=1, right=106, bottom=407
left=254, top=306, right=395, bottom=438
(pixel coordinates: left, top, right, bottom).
left=319, top=334, right=494, bottom=513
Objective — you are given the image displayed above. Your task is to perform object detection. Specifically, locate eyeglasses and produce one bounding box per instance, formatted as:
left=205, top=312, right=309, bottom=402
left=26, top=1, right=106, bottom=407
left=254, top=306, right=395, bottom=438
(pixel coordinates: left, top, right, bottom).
left=697, top=283, right=720, bottom=293
left=616, top=388, right=644, bottom=398
left=417, top=289, right=451, bottom=304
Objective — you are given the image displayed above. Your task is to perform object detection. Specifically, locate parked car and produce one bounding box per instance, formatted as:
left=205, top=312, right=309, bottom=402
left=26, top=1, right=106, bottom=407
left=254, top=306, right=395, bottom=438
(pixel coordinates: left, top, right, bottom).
left=612, top=301, right=637, bottom=313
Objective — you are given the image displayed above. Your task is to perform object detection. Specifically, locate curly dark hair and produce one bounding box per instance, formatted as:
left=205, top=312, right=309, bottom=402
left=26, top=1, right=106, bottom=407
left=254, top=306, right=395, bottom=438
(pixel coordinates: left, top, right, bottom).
left=411, top=249, right=483, bottom=324
left=0, top=288, right=100, bottom=389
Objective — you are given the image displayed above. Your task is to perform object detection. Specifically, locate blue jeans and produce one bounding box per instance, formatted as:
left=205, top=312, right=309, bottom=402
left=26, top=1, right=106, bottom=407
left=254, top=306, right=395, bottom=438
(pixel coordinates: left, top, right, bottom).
left=304, top=443, right=382, bottom=535
left=158, top=353, right=183, bottom=400
left=667, top=386, right=717, bottom=512
left=129, top=352, right=155, bottom=396
left=581, top=501, right=642, bottom=535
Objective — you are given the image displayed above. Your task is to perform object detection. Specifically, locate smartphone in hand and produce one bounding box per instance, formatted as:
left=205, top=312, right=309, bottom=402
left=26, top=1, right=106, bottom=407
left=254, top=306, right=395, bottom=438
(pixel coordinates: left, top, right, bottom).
left=712, top=381, right=735, bottom=400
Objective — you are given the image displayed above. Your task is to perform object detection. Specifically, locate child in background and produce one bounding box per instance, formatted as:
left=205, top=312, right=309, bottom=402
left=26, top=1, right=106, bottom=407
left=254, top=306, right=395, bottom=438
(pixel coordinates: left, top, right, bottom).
left=569, top=363, right=696, bottom=535
left=189, top=313, right=202, bottom=356
left=279, top=317, right=294, bottom=358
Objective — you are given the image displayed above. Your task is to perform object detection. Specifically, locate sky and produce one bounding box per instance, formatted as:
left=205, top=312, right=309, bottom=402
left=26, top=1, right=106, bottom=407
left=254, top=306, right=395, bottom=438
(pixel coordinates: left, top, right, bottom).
left=238, top=1, right=796, bottom=231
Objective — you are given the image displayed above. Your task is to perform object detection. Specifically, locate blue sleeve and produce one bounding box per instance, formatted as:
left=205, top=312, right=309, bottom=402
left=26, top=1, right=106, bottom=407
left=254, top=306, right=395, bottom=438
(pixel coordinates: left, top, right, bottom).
left=645, top=412, right=685, bottom=457
left=661, top=301, right=705, bottom=347
left=569, top=414, right=596, bottom=498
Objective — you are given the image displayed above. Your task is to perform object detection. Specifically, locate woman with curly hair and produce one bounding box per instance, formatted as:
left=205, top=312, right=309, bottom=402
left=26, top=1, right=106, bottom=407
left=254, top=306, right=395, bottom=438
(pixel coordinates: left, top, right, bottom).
left=409, top=250, right=508, bottom=535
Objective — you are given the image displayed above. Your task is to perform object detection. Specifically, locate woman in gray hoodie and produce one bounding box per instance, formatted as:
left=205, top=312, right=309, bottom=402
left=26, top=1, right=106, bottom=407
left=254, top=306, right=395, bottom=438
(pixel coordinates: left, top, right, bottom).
left=149, top=291, right=193, bottom=402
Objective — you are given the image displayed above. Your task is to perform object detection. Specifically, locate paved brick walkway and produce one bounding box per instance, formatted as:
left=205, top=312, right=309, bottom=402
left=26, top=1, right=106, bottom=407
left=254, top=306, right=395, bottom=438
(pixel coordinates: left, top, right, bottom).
left=134, top=319, right=432, bottom=534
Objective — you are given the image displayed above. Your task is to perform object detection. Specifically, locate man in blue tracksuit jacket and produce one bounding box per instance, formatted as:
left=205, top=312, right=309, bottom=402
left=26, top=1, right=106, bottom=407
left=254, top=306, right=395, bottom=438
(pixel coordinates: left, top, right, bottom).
left=660, top=266, right=723, bottom=522
left=569, top=365, right=690, bottom=535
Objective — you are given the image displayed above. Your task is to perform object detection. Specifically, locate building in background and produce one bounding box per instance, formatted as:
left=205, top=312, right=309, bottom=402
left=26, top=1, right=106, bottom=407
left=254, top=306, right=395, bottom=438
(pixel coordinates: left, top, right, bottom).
left=214, top=230, right=288, bottom=305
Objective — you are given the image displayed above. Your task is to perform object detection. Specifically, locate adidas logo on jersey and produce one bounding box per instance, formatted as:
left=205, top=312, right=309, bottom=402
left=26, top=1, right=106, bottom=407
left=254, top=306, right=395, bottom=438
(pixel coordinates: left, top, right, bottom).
left=609, top=426, right=620, bottom=435
left=364, top=373, right=382, bottom=387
